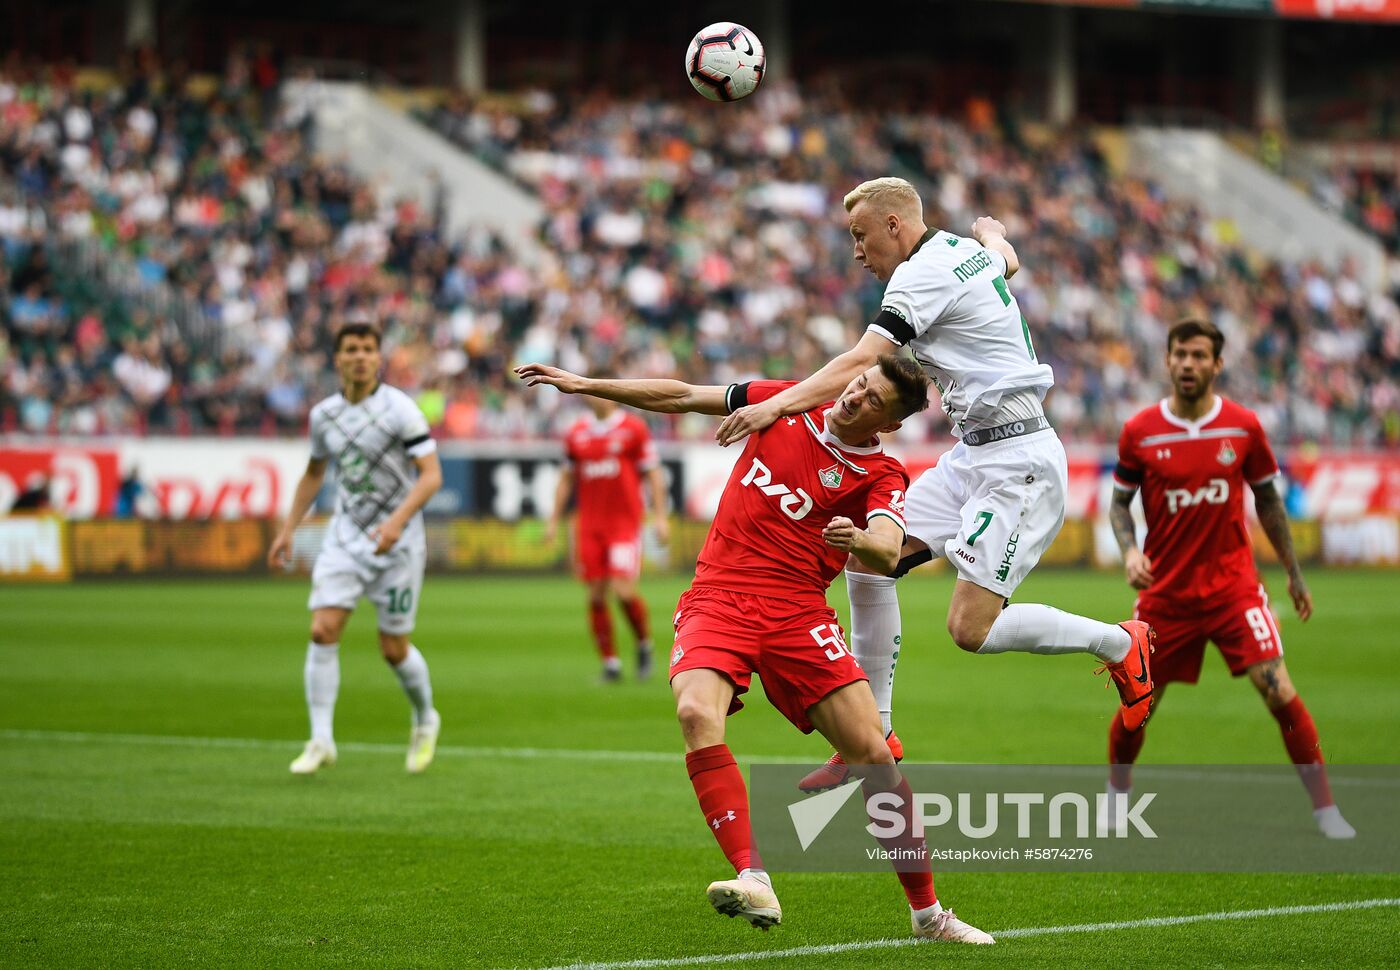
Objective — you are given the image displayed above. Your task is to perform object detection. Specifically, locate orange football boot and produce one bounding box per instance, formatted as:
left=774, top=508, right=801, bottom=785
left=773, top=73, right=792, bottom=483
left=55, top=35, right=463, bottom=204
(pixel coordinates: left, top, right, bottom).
left=1096, top=620, right=1156, bottom=732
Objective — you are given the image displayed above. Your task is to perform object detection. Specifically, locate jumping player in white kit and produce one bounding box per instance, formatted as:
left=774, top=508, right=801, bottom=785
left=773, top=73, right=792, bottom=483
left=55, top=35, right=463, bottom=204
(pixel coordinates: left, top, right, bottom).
left=715, top=178, right=1155, bottom=786
left=268, top=322, right=444, bottom=775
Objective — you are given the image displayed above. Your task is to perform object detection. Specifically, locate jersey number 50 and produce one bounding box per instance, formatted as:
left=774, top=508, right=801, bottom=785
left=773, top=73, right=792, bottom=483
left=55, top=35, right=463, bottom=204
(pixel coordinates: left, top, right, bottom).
left=810, top=623, right=851, bottom=662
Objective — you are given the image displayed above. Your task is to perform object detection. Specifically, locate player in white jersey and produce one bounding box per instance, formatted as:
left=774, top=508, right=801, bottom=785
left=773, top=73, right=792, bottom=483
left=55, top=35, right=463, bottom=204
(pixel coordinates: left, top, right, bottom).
left=267, top=323, right=444, bottom=775
left=716, top=178, right=1155, bottom=786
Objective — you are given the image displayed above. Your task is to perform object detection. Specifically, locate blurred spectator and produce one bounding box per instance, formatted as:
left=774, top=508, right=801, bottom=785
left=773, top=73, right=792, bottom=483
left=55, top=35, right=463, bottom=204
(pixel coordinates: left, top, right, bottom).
left=0, top=56, right=1396, bottom=447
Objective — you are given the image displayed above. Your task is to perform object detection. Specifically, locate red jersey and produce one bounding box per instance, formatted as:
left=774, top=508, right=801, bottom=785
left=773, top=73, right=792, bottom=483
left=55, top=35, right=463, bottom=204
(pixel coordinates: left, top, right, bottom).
left=693, top=381, right=910, bottom=602
left=564, top=410, right=658, bottom=532
left=1113, top=397, right=1280, bottom=606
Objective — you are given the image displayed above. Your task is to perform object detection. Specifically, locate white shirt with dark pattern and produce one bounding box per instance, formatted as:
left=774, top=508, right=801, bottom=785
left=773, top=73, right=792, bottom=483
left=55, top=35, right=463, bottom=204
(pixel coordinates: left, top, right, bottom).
left=308, top=383, right=436, bottom=558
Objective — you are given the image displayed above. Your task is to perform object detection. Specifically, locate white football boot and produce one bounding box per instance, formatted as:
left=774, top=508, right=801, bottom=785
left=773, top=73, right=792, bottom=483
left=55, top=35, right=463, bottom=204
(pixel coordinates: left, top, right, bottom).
left=290, top=739, right=337, bottom=775
left=706, top=875, right=782, bottom=930
left=912, top=906, right=995, bottom=944
left=406, top=711, right=441, bottom=774
left=1314, top=804, right=1356, bottom=839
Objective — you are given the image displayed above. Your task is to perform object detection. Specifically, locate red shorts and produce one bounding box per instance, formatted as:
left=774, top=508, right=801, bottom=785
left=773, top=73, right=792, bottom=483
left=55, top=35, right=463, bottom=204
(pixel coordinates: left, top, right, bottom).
left=574, top=525, right=641, bottom=581
left=1135, top=584, right=1284, bottom=685
left=668, top=586, right=868, bottom=734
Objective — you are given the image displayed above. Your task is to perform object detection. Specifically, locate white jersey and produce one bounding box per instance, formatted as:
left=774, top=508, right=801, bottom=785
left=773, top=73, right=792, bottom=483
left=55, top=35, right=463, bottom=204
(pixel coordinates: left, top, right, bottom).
left=308, top=383, right=436, bottom=557
left=870, top=229, right=1055, bottom=433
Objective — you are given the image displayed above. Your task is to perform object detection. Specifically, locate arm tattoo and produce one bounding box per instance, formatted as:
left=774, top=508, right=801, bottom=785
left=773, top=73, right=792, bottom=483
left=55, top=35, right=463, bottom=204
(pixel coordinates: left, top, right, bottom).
left=1253, top=482, right=1302, bottom=579
left=1109, top=489, right=1139, bottom=554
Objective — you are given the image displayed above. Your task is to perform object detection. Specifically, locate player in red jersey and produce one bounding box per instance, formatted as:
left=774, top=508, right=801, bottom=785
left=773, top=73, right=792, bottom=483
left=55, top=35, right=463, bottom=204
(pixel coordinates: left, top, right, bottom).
left=517, top=355, right=994, bottom=944
left=546, top=385, right=670, bottom=681
left=1105, top=317, right=1354, bottom=839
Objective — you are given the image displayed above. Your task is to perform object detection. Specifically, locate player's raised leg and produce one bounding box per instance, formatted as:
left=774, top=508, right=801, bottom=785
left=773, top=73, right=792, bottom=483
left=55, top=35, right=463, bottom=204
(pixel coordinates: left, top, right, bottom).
left=1247, top=657, right=1354, bottom=839
left=293, top=607, right=348, bottom=774
left=806, top=682, right=992, bottom=944
left=673, top=667, right=779, bottom=929
left=951, top=581, right=1155, bottom=730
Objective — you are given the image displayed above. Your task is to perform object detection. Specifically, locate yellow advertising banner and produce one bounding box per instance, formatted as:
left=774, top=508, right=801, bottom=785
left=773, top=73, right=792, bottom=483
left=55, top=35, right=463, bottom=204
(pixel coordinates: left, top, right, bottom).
left=0, top=515, right=71, bottom=582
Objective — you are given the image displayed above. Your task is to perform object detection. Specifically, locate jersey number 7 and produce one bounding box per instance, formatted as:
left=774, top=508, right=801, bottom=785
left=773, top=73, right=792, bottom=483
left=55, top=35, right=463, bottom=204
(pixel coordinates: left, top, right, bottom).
left=991, top=275, right=1037, bottom=361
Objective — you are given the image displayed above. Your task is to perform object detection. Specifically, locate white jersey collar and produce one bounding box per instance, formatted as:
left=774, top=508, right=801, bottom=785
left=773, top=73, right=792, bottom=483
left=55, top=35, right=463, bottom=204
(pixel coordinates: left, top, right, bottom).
left=1158, top=395, right=1222, bottom=437
left=814, top=408, right=883, bottom=455
left=341, top=383, right=385, bottom=408
left=585, top=410, right=626, bottom=434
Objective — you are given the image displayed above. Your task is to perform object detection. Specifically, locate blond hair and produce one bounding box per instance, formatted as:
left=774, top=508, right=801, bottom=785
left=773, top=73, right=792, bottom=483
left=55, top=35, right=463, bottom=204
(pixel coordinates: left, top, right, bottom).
left=843, top=177, right=923, bottom=218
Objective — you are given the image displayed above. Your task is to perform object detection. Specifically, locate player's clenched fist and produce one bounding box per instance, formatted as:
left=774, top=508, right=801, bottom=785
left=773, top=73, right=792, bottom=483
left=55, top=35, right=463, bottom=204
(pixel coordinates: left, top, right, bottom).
left=822, top=516, right=859, bottom=551
left=970, top=215, right=1007, bottom=242
left=267, top=531, right=292, bottom=569
left=1123, top=547, right=1154, bottom=590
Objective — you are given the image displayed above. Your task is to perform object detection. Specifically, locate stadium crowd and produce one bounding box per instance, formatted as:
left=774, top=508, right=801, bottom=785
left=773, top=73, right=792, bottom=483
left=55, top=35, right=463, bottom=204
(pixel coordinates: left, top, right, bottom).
left=3, top=56, right=1398, bottom=447
left=1310, top=163, right=1400, bottom=257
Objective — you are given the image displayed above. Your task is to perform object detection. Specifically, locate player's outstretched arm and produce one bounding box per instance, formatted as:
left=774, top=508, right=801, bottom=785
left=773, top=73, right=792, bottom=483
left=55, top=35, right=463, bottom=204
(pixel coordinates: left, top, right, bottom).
left=268, top=458, right=328, bottom=568
left=823, top=515, right=904, bottom=576
left=971, top=216, right=1020, bottom=279
left=1109, top=486, right=1154, bottom=589
left=714, top=330, right=891, bottom=447
left=1252, top=480, right=1312, bottom=621
left=515, top=363, right=729, bottom=415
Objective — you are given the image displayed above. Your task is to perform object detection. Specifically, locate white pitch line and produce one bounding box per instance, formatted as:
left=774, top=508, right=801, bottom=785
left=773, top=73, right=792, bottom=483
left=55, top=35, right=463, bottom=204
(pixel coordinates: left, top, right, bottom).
left=519, top=897, right=1400, bottom=970
left=0, top=727, right=813, bottom=765
left=1, top=729, right=1394, bottom=787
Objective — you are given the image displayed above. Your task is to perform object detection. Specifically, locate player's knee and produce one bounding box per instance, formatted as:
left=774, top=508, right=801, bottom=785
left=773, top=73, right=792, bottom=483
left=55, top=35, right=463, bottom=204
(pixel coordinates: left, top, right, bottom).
left=310, top=618, right=340, bottom=645
left=379, top=634, right=409, bottom=665
left=947, top=615, right=990, bottom=653
left=842, top=735, right=895, bottom=766
left=1259, top=677, right=1297, bottom=709
left=674, top=696, right=723, bottom=739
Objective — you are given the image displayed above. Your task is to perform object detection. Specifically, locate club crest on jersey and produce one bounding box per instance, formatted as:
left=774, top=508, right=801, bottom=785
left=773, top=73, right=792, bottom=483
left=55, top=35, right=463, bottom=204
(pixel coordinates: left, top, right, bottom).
left=1216, top=441, right=1237, bottom=466
left=818, top=464, right=844, bottom=489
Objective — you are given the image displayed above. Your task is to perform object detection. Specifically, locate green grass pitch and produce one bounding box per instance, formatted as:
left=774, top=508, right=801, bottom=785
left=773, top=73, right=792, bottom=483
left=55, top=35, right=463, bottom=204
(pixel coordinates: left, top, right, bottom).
left=2, top=568, right=1398, bottom=968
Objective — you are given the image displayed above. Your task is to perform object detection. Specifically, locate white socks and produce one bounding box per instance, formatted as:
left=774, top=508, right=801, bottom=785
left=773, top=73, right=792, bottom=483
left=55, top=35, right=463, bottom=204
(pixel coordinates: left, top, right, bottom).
left=975, top=604, right=1130, bottom=662
left=912, top=901, right=944, bottom=921
left=305, top=642, right=340, bottom=743
left=393, top=644, right=436, bottom=726
left=845, top=571, right=901, bottom=736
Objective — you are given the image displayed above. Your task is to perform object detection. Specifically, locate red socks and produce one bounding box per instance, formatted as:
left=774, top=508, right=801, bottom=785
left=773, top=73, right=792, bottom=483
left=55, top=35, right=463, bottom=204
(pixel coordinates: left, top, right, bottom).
left=1108, top=709, right=1147, bottom=790
left=1272, top=696, right=1334, bottom=809
left=860, top=773, right=937, bottom=910
left=1108, top=695, right=1334, bottom=810
left=588, top=600, right=616, bottom=660
left=686, top=745, right=759, bottom=873
left=621, top=597, right=650, bottom=641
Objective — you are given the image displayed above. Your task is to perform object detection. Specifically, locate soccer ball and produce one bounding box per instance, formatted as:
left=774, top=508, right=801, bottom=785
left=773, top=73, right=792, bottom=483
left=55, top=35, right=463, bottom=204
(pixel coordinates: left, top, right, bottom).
left=685, top=22, right=765, bottom=102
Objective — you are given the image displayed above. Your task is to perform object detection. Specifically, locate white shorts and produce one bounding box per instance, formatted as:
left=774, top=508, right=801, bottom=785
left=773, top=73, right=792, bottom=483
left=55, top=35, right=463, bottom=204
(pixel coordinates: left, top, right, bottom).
left=904, top=429, right=1067, bottom=598
left=308, top=535, right=426, bottom=635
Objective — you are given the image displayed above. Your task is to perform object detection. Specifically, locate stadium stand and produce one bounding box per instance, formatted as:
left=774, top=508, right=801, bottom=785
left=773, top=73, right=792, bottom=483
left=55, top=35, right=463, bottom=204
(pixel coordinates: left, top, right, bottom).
left=4, top=59, right=1398, bottom=446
